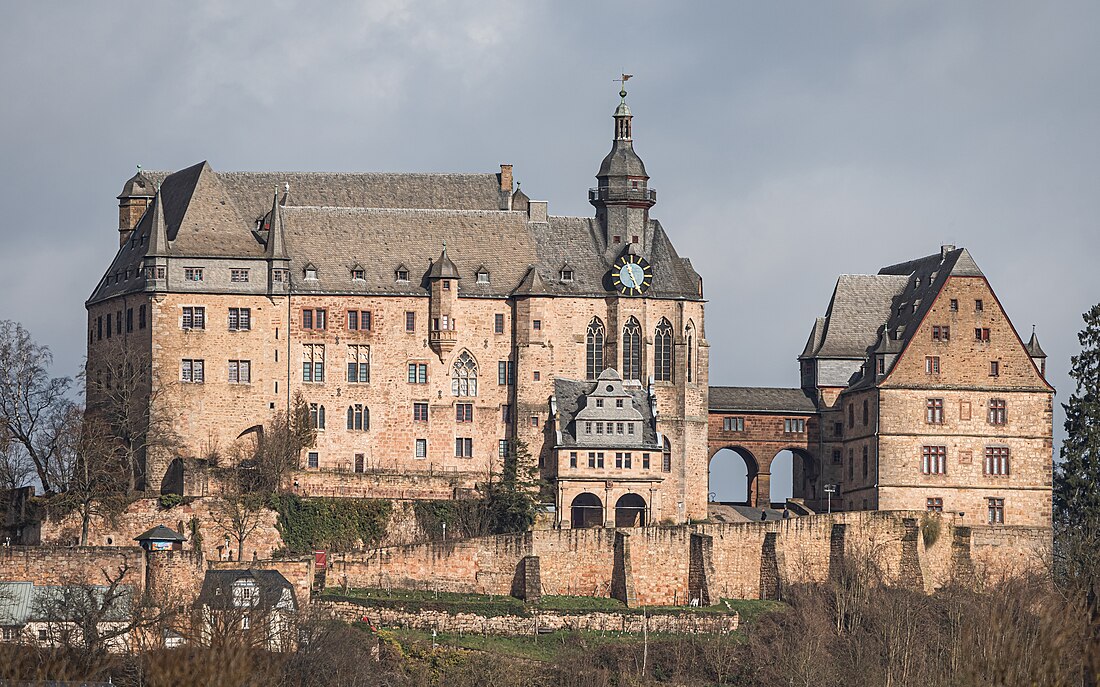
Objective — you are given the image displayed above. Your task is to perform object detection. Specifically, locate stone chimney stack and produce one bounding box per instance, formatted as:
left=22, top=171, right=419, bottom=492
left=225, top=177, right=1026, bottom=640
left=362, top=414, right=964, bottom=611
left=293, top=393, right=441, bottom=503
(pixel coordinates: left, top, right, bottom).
left=499, top=164, right=514, bottom=210
left=117, top=168, right=156, bottom=246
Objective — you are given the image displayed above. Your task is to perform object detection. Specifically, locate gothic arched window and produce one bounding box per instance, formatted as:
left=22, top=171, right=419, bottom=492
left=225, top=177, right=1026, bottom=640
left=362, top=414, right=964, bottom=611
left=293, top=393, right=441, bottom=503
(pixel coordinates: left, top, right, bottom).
left=685, top=321, right=696, bottom=383
left=346, top=404, right=368, bottom=431
left=654, top=318, right=674, bottom=382
left=586, top=318, right=605, bottom=380
left=662, top=436, right=672, bottom=473
left=451, top=351, right=478, bottom=397
left=622, top=317, right=642, bottom=380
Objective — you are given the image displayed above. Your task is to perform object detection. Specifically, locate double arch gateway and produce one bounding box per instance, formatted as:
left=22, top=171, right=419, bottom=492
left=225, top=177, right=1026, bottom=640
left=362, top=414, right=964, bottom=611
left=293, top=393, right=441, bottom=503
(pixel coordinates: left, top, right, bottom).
left=708, top=445, right=819, bottom=509
left=569, top=492, right=650, bottom=528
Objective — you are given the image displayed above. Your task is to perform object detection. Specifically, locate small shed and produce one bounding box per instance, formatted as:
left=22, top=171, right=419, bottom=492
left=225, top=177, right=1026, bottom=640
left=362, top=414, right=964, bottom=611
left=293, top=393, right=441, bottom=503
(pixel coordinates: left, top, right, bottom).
left=134, top=525, right=185, bottom=552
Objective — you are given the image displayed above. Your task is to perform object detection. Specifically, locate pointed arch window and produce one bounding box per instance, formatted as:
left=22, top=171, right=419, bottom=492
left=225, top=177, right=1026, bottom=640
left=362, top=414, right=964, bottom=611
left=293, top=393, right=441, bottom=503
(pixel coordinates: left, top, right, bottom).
left=451, top=351, right=478, bottom=397
left=586, top=318, right=605, bottom=380
left=346, top=404, right=368, bottom=431
left=622, top=318, right=642, bottom=380
left=654, top=318, right=674, bottom=382
left=685, top=322, right=697, bottom=383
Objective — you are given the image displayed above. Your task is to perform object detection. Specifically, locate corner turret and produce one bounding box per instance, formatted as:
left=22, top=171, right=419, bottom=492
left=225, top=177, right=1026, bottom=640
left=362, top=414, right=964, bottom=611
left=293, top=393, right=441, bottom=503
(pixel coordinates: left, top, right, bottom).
left=118, top=166, right=155, bottom=246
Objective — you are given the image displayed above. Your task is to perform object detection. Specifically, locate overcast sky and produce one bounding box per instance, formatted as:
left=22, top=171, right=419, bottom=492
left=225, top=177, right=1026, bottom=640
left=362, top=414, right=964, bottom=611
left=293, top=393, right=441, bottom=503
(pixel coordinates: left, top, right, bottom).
left=1, top=1, right=1097, bottom=502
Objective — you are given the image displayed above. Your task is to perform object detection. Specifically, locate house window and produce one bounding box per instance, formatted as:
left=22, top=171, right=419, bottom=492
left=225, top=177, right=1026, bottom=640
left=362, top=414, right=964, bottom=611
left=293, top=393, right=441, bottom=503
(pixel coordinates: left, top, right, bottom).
left=182, top=306, right=206, bottom=330
left=926, top=398, right=944, bottom=424
left=877, top=357, right=885, bottom=375
left=848, top=450, right=854, bottom=480
left=989, top=360, right=1000, bottom=377
left=834, top=422, right=843, bottom=437
left=355, top=453, right=365, bottom=472
left=309, top=403, right=326, bottom=430
left=181, top=359, right=204, bottom=383
left=932, top=325, right=950, bottom=341
left=455, top=438, right=474, bottom=458
left=272, top=268, right=287, bottom=282
left=407, top=363, right=428, bottom=384
left=184, top=267, right=204, bottom=281
left=921, top=446, right=947, bottom=475
left=347, top=310, right=371, bottom=331
left=116, top=310, right=123, bottom=335
left=586, top=318, right=605, bottom=380
left=988, top=497, right=1004, bottom=524
left=228, top=360, right=251, bottom=384
left=228, top=307, right=251, bottom=331
left=533, top=319, right=542, bottom=331
left=347, top=404, right=368, bottom=431
left=925, top=356, right=940, bottom=375
left=863, top=400, right=869, bottom=425
left=413, top=402, right=428, bottom=422
left=347, top=345, right=370, bottom=383
left=351, top=268, right=365, bottom=281
left=570, top=452, right=578, bottom=468
left=498, top=440, right=509, bottom=458
left=230, top=269, right=249, bottom=283
left=784, top=418, right=805, bottom=433
left=588, top=452, right=596, bottom=468
left=662, top=438, right=672, bottom=473
left=452, top=351, right=478, bottom=397
left=832, top=449, right=842, bottom=465
left=476, top=270, right=489, bottom=284
left=988, top=399, right=1007, bottom=425
left=622, top=317, right=642, bottom=380
left=533, top=370, right=540, bottom=381
left=456, top=403, right=473, bottom=423
left=984, top=447, right=1010, bottom=476
left=642, top=453, right=650, bottom=469
left=615, top=452, right=623, bottom=469
left=654, top=318, right=674, bottom=382
left=415, top=439, right=427, bottom=459
left=723, top=417, right=744, bottom=432
left=307, top=452, right=319, bottom=468
left=405, top=311, right=416, bottom=332
left=302, top=344, right=325, bottom=382
left=949, top=299, right=958, bottom=311
left=501, top=404, right=511, bottom=423
left=126, top=308, right=134, bottom=332
left=106, top=313, right=112, bottom=339
left=975, top=328, right=990, bottom=342
left=560, top=269, right=574, bottom=282
left=38, top=629, right=48, bottom=641
left=927, top=498, right=943, bottom=513
left=491, top=313, right=505, bottom=335
left=97, top=315, right=103, bottom=340
left=442, top=279, right=451, bottom=291
left=975, top=299, right=984, bottom=312
left=304, top=267, right=318, bottom=280
left=396, top=268, right=409, bottom=282
left=848, top=404, right=854, bottom=429
left=497, top=360, right=515, bottom=385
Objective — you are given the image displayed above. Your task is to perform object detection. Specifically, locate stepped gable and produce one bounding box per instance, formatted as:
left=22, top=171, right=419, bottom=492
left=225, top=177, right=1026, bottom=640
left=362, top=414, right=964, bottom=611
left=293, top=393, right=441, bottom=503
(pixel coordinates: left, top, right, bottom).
left=708, top=386, right=817, bottom=414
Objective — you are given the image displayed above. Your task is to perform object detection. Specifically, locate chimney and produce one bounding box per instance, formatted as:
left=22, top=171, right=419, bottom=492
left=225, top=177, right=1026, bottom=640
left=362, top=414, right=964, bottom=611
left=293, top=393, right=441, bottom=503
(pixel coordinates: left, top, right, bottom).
left=940, top=244, right=956, bottom=259
left=500, top=164, right=513, bottom=193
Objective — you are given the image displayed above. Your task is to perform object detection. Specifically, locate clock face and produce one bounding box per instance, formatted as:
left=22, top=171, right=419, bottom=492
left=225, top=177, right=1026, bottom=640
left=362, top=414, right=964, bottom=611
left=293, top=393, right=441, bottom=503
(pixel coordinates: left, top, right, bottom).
left=613, top=255, right=653, bottom=295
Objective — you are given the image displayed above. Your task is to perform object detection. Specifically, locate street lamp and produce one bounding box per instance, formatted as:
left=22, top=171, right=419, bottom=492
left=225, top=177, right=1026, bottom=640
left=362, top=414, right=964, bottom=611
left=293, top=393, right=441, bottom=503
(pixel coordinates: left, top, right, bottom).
left=823, top=484, right=837, bottom=514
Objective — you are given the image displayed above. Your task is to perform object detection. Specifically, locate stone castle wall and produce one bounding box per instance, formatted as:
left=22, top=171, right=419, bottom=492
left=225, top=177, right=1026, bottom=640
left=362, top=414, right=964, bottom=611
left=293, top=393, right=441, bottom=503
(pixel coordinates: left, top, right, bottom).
left=0, top=546, right=146, bottom=591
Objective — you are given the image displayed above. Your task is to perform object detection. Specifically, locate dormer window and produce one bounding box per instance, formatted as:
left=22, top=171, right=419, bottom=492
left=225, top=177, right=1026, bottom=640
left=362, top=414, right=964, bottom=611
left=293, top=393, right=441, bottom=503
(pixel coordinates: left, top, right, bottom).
left=560, top=269, right=574, bottom=282
left=304, top=264, right=318, bottom=281
left=476, top=270, right=490, bottom=284
left=395, top=267, right=409, bottom=282
left=351, top=267, right=365, bottom=280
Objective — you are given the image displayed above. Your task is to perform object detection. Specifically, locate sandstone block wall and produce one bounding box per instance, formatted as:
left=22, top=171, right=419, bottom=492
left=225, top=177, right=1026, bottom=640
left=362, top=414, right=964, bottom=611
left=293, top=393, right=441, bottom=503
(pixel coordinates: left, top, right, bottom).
left=0, top=546, right=146, bottom=591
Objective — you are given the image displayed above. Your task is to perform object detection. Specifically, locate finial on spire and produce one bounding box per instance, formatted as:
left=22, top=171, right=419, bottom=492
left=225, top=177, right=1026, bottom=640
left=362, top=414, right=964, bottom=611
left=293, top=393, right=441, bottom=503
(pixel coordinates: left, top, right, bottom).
left=615, top=73, right=633, bottom=101
left=442, top=239, right=447, bottom=255
left=136, top=164, right=142, bottom=172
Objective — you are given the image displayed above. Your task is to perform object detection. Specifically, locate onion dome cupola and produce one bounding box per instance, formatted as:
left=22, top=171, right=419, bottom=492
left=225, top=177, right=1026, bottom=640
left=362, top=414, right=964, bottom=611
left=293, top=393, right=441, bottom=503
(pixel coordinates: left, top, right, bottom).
left=426, top=242, right=460, bottom=360
left=590, top=79, right=656, bottom=254
left=117, top=166, right=156, bottom=244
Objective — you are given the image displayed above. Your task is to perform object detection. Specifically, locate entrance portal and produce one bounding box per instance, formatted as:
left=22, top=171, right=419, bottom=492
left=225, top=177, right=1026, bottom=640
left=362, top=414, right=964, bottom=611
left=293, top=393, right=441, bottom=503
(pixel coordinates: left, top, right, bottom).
left=570, top=493, right=604, bottom=528
left=614, top=493, right=647, bottom=528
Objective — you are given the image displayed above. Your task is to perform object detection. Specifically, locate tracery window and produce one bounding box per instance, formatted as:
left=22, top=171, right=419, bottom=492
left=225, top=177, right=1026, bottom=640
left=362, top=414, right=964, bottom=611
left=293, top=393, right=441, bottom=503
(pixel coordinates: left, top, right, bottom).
left=654, top=318, right=674, bottom=382
left=622, top=317, right=642, bottom=380
left=586, top=318, right=605, bottom=380
left=451, top=351, right=478, bottom=397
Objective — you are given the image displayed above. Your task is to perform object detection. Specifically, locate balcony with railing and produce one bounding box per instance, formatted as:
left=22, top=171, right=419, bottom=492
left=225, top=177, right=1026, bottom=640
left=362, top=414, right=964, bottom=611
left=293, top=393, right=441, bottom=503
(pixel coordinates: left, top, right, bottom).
left=589, top=187, right=657, bottom=203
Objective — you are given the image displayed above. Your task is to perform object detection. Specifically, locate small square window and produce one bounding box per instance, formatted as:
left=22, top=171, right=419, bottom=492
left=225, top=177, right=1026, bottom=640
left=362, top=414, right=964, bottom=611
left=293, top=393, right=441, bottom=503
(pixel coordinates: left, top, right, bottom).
left=975, top=299, right=984, bottom=312
left=989, top=360, right=1000, bottom=377
left=396, top=268, right=409, bottom=282
left=530, top=416, right=539, bottom=427
left=476, top=271, right=489, bottom=284
left=533, top=320, right=542, bottom=331
left=415, top=439, right=427, bottom=458
left=307, top=452, right=319, bottom=469
left=405, top=311, right=416, bottom=332
left=949, top=299, right=959, bottom=311
left=494, top=313, right=505, bottom=334
left=304, top=267, right=318, bottom=280
left=231, top=269, right=250, bottom=283
left=560, top=270, right=574, bottom=282
left=351, top=268, right=365, bottom=280
left=533, top=371, right=540, bottom=381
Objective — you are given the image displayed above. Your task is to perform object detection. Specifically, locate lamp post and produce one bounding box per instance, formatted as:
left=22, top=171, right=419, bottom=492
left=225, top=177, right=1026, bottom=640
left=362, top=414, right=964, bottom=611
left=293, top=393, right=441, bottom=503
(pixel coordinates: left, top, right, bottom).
left=824, top=484, right=837, bottom=514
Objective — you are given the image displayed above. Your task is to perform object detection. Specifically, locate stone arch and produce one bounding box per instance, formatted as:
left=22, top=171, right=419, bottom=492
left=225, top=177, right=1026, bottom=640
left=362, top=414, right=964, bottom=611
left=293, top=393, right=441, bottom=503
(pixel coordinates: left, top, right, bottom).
left=160, top=458, right=185, bottom=496
left=708, top=446, right=760, bottom=506
left=614, top=493, right=647, bottom=528
left=570, top=492, right=604, bottom=529
left=770, top=447, right=820, bottom=509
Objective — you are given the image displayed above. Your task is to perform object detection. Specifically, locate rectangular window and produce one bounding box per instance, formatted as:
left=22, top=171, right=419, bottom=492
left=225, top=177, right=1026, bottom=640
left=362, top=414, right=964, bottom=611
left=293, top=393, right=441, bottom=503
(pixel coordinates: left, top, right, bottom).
left=624, top=452, right=632, bottom=469
left=533, top=319, right=542, bottom=330
left=975, top=327, right=990, bottom=342
left=615, top=421, right=624, bottom=434
left=228, top=307, right=251, bottom=331
left=848, top=449, right=854, bottom=480
left=642, top=453, right=650, bottom=469
left=925, top=356, right=940, bottom=375
left=347, top=310, right=372, bottom=331
left=307, top=452, right=319, bottom=469
left=455, top=438, right=473, bottom=458
left=530, top=415, right=539, bottom=428
left=588, top=452, right=596, bottom=468
left=315, top=309, right=326, bottom=330
left=498, top=439, right=509, bottom=458
left=181, top=359, right=205, bottom=383
left=494, top=313, right=505, bottom=334
left=456, top=403, right=473, bottom=423
left=348, top=404, right=366, bottom=431
left=302, top=309, right=313, bottom=329
left=415, top=439, right=427, bottom=459
left=230, top=269, right=249, bottom=283
left=926, top=497, right=944, bottom=513
left=346, top=345, right=370, bottom=383
left=309, top=403, right=326, bottom=430
left=498, top=361, right=515, bottom=385
left=989, top=360, right=1000, bottom=377
left=533, top=370, right=540, bottom=381
left=832, top=449, right=842, bottom=465
left=347, top=310, right=357, bottom=330
left=949, top=299, right=959, bottom=311
left=975, top=299, right=984, bottom=312
left=834, top=422, right=843, bottom=437
left=126, top=308, right=133, bottom=332
left=302, top=344, right=324, bottom=382
left=595, top=422, right=603, bottom=435
left=138, top=304, right=146, bottom=329
left=405, top=311, right=416, bottom=332
left=570, top=452, right=578, bottom=469
left=921, top=446, right=947, bottom=475
left=784, top=418, right=805, bottom=433
left=932, top=325, right=950, bottom=341
left=627, top=423, right=635, bottom=435
left=616, top=452, right=623, bottom=469
left=723, top=417, right=745, bottom=432
left=662, top=451, right=671, bottom=472
left=988, top=497, right=1004, bottom=524
left=988, top=399, right=1007, bottom=425
left=407, top=363, right=428, bottom=384
left=597, top=452, right=605, bottom=469
left=413, top=402, right=428, bottom=422
left=501, top=404, right=512, bottom=424
left=228, top=360, right=251, bottom=384
left=97, top=315, right=103, bottom=340
left=354, top=453, right=365, bottom=473
left=985, top=447, right=1010, bottom=476
left=182, top=306, right=206, bottom=330
left=926, top=398, right=944, bottom=424
left=184, top=267, right=203, bottom=281
left=116, top=310, right=122, bottom=334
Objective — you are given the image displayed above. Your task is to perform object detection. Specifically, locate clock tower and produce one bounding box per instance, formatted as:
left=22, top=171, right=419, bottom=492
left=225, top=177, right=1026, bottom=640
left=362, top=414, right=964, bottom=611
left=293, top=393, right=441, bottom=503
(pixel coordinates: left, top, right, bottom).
left=590, top=86, right=657, bottom=258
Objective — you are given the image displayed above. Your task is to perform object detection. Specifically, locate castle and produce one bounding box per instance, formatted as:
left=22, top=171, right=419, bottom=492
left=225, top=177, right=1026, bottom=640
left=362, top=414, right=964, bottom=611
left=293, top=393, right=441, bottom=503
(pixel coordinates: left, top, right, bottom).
left=85, top=88, right=1053, bottom=532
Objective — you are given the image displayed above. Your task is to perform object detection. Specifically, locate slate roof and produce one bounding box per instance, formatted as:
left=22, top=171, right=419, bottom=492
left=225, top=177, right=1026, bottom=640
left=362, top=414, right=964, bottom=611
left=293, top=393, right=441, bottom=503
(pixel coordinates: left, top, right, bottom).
left=708, top=387, right=817, bottom=414
left=89, top=161, right=702, bottom=304
left=553, top=375, right=660, bottom=448
left=598, top=138, right=648, bottom=178
left=134, top=524, right=185, bottom=542
left=195, top=569, right=297, bottom=612
left=0, top=582, right=133, bottom=624
left=1026, top=331, right=1047, bottom=358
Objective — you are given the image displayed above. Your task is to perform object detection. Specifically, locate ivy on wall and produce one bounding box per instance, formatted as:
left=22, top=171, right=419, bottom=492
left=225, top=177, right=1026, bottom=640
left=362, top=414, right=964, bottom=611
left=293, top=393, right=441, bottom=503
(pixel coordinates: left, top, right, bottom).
left=268, top=494, right=391, bottom=555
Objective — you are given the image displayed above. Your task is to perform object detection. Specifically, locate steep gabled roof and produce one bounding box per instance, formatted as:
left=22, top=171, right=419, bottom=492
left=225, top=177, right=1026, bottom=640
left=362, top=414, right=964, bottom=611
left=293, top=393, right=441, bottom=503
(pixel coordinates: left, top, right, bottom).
left=709, top=387, right=817, bottom=414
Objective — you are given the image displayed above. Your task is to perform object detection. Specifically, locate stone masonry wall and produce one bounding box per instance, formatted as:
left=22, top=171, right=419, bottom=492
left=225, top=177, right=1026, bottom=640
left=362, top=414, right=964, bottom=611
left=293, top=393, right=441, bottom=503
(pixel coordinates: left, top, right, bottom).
left=0, top=546, right=146, bottom=591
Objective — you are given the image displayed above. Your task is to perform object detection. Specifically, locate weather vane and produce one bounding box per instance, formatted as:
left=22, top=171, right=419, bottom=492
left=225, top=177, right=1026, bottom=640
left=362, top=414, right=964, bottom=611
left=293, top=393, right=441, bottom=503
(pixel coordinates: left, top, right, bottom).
left=615, top=73, right=633, bottom=98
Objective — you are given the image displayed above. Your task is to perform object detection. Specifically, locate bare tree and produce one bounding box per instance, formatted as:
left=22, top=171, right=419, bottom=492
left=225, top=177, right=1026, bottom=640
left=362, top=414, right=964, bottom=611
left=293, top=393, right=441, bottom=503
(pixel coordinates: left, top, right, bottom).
left=210, top=491, right=268, bottom=562
left=245, top=392, right=313, bottom=495
left=0, top=422, right=35, bottom=491
left=86, top=336, right=181, bottom=493
left=0, top=320, right=74, bottom=493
